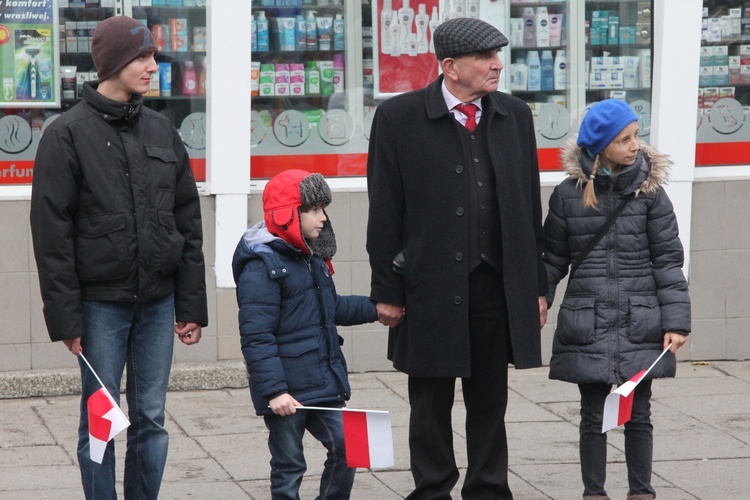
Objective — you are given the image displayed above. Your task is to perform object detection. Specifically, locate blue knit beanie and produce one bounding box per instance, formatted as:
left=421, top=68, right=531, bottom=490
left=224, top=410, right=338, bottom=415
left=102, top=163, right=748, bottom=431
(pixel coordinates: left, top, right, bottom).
left=577, top=100, right=638, bottom=155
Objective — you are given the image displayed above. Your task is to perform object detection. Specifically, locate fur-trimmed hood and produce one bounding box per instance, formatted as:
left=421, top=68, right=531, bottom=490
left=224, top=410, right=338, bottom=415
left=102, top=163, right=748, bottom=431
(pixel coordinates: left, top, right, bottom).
left=560, top=138, right=672, bottom=196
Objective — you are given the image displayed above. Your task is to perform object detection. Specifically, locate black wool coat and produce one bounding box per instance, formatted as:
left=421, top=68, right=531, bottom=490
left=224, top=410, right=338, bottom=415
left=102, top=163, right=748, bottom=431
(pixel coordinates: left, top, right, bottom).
left=366, top=76, right=548, bottom=377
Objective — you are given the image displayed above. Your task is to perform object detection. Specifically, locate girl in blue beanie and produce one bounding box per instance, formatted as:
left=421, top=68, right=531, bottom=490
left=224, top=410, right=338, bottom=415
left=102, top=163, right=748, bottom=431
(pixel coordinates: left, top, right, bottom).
left=542, top=100, right=691, bottom=500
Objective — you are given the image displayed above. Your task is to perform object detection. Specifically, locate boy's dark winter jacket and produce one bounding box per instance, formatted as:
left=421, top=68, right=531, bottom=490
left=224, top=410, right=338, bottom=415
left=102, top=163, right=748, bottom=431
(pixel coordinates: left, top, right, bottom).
left=30, top=81, right=207, bottom=342
left=232, top=222, right=377, bottom=415
left=544, top=142, right=691, bottom=385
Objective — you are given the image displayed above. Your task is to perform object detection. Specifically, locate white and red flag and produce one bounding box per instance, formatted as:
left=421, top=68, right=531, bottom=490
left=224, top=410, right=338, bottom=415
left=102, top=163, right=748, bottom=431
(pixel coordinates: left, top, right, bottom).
left=341, top=409, right=394, bottom=469
left=298, top=406, right=394, bottom=469
left=602, top=345, right=671, bottom=433
left=80, top=354, right=130, bottom=464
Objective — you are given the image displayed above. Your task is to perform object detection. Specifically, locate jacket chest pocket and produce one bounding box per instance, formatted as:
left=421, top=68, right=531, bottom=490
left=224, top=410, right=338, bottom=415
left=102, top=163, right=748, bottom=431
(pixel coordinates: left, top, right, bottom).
left=75, top=212, right=128, bottom=282
left=627, top=295, right=662, bottom=344
left=145, top=146, right=178, bottom=203
left=556, top=296, right=596, bottom=345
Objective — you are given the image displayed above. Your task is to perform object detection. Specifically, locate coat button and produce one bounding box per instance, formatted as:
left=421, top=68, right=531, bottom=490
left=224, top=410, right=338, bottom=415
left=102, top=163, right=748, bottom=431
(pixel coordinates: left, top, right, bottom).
left=456, top=165, right=464, bottom=174
left=456, top=207, right=464, bottom=216
left=455, top=252, right=463, bottom=261
left=453, top=296, right=462, bottom=305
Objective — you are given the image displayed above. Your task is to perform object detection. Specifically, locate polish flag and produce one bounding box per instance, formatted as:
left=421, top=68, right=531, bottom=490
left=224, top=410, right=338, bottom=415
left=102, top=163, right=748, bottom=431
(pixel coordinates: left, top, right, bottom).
left=80, top=354, right=130, bottom=463
left=341, top=409, right=394, bottom=469
left=87, top=387, right=130, bottom=464
left=602, top=345, right=671, bottom=433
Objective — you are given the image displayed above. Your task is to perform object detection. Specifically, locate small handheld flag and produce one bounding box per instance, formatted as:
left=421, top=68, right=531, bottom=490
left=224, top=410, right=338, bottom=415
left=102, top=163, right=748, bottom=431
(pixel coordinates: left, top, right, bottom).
left=341, top=409, right=394, bottom=469
left=296, top=406, right=395, bottom=469
left=80, top=354, right=130, bottom=464
left=602, top=345, right=671, bottom=433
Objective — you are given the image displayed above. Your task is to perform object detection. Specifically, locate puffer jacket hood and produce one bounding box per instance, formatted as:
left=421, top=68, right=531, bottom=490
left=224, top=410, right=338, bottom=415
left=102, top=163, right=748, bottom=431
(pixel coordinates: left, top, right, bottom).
left=262, top=169, right=336, bottom=264
left=560, top=138, right=671, bottom=196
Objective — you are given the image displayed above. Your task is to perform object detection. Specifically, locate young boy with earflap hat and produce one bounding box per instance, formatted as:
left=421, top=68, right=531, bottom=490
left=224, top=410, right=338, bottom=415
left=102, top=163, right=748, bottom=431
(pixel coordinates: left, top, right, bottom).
left=232, top=169, right=382, bottom=499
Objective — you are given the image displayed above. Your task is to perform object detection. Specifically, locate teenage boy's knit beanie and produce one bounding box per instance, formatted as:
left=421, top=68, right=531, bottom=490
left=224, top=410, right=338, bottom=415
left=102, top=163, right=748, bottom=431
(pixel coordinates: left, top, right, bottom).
left=577, top=99, right=638, bottom=156
left=92, top=16, right=157, bottom=82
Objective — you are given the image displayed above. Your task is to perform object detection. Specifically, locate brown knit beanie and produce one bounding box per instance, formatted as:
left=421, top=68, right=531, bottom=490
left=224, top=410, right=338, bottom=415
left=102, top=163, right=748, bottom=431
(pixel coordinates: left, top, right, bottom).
left=92, top=16, right=157, bottom=82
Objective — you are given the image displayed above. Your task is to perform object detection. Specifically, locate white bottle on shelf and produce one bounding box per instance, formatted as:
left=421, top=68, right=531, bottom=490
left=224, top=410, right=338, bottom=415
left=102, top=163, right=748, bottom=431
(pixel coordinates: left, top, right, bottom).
left=428, top=6, right=440, bottom=53
left=536, top=6, right=549, bottom=48
left=399, top=0, right=415, bottom=54
left=390, top=11, right=401, bottom=57
left=381, top=0, right=394, bottom=55
left=554, top=50, right=567, bottom=90
left=523, top=8, right=536, bottom=48
left=415, top=4, right=429, bottom=54
left=454, top=0, right=466, bottom=18
left=527, top=50, right=541, bottom=91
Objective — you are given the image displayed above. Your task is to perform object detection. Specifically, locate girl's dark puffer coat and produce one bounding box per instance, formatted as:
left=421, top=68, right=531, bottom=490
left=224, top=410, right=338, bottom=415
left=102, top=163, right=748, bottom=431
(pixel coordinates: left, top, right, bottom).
left=232, top=222, right=377, bottom=416
left=544, top=142, right=691, bottom=386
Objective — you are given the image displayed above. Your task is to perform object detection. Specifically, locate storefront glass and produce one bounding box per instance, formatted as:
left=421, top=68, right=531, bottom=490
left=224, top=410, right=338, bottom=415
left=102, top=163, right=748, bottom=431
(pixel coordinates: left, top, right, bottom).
left=697, top=0, right=750, bottom=166
left=0, top=0, right=208, bottom=185
left=250, top=0, right=654, bottom=177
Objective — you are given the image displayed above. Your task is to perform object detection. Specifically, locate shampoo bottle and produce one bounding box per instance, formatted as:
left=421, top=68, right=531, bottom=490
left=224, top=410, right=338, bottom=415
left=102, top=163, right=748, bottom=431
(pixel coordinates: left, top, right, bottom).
left=540, top=49, right=554, bottom=91
left=453, top=0, right=466, bottom=18
left=333, top=53, right=345, bottom=92
left=251, top=16, right=257, bottom=52
left=182, top=60, right=198, bottom=96
left=522, top=8, right=536, bottom=48
left=535, top=6, right=549, bottom=47
left=399, top=0, right=415, bottom=54
left=467, top=0, right=478, bottom=19
left=305, top=11, right=318, bottom=51
left=390, top=11, right=401, bottom=56
left=317, top=16, right=333, bottom=51
left=296, top=15, right=306, bottom=51
left=333, top=14, right=345, bottom=51
left=415, top=4, right=429, bottom=54
left=526, top=50, right=541, bottom=91
left=554, top=49, right=567, bottom=90
left=441, top=0, right=452, bottom=21
left=305, top=61, right=321, bottom=95
left=257, top=11, right=269, bottom=52
left=428, top=7, right=440, bottom=53
left=381, top=0, right=393, bottom=54
left=549, top=13, right=563, bottom=47
left=510, top=58, right=527, bottom=91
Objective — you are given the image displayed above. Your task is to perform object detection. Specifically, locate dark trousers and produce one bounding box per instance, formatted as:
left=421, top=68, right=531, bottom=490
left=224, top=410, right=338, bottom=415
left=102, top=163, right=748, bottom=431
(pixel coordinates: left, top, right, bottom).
left=578, top=380, right=655, bottom=498
left=407, top=264, right=511, bottom=500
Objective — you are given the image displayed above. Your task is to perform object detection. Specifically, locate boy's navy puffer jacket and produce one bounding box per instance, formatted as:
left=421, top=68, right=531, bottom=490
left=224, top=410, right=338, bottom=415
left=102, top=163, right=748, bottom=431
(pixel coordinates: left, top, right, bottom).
left=232, top=222, right=377, bottom=415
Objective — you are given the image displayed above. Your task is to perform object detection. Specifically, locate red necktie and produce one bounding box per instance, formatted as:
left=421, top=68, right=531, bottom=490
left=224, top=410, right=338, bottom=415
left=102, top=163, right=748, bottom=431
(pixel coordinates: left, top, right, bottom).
left=455, top=103, right=478, bottom=132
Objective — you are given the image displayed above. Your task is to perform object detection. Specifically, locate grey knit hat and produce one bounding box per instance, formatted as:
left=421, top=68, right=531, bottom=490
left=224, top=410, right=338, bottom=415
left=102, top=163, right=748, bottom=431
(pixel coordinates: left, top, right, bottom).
left=433, top=18, right=509, bottom=61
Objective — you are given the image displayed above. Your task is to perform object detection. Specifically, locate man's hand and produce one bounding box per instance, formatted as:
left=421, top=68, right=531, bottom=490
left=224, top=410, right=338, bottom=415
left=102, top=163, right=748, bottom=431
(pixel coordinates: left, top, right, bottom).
left=63, top=337, right=83, bottom=355
left=376, top=303, right=405, bottom=328
left=270, top=393, right=301, bottom=416
left=538, top=296, right=548, bottom=329
left=174, top=322, right=202, bottom=345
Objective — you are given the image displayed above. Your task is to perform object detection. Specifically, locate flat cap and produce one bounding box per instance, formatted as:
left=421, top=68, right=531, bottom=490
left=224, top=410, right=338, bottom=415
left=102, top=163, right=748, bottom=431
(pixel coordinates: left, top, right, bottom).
left=433, top=17, right=509, bottom=61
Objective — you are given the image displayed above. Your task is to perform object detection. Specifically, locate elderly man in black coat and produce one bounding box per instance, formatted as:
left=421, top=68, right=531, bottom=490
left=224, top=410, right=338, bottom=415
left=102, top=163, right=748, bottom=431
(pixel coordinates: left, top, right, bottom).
left=366, top=17, right=548, bottom=500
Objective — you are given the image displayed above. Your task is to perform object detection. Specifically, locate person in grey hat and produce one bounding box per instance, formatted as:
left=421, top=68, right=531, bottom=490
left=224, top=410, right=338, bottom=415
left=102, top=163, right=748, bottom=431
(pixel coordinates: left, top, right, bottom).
left=30, top=15, right=207, bottom=499
left=366, top=16, right=547, bottom=500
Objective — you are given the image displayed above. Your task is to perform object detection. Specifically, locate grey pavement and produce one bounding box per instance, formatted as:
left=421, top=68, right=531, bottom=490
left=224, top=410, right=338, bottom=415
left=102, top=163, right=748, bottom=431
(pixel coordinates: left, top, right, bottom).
left=1, top=361, right=750, bottom=499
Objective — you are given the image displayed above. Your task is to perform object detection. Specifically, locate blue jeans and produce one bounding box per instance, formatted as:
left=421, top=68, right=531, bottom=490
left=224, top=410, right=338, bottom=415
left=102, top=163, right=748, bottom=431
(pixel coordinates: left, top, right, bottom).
left=264, top=405, right=356, bottom=499
left=578, top=381, right=656, bottom=498
left=77, top=294, right=175, bottom=500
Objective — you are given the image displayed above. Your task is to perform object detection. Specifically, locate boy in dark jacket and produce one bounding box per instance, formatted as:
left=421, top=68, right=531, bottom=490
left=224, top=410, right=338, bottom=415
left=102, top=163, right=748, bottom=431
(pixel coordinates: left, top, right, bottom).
left=30, top=16, right=206, bottom=500
left=232, top=169, right=379, bottom=499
